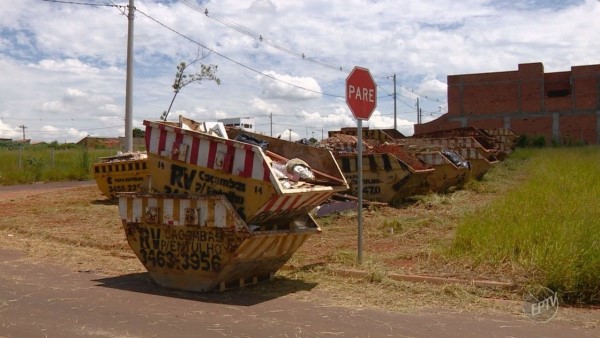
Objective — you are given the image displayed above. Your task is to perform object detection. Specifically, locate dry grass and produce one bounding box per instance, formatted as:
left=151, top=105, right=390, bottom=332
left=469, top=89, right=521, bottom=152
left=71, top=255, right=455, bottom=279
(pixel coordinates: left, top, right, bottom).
left=0, top=161, right=597, bottom=326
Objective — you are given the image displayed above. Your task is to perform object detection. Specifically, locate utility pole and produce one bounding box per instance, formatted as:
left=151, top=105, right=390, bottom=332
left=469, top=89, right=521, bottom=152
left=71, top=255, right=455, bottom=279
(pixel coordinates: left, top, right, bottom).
left=19, top=125, right=27, bottom=140
left=393, top=74, right=397, bottom=130
left=269, top=112, right=273, bottom=137
left=124, top=0, right=135, bottom=152
left=416, top=97, right=420, bottom=124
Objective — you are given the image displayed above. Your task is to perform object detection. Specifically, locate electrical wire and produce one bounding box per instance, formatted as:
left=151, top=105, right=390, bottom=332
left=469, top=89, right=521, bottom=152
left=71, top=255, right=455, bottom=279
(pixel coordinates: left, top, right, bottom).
left=41, top=0, right=445, bottom=106
left=177, top=1, right=447, bottom=105
left=34, top=0, right=444, bottom=130
left=135, top=8, right=344, bottom=98
left=40, top=0, right=124, bottom=9
left=176, top=0, right=350, bottom=73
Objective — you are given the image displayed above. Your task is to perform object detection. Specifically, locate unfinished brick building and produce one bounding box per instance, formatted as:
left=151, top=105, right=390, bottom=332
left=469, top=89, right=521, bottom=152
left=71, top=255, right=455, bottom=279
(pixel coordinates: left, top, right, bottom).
left=414, top=62, right=600, bottom=144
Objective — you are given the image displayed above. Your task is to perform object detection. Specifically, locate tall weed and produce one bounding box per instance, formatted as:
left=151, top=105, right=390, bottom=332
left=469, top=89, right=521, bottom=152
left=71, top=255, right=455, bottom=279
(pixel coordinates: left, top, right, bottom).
left=451, top=147, right=600, bottom=304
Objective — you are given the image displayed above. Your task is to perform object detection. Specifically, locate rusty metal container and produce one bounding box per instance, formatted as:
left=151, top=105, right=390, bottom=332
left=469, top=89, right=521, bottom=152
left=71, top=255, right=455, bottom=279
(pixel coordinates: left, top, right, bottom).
left=142, top=116, right=348, bottom=226
left=481, top=128, right=518, bottom=157
left=399, top=137, right=498, bottom=179
left=92, top=152, right=148, bottom=199
left=318, top=133, right=432, bottom=205
left=334, top=152, right=433, bottom=205
left=411, top=150, right=471, bottom=194
left=119, top=193, right=319, bottom=292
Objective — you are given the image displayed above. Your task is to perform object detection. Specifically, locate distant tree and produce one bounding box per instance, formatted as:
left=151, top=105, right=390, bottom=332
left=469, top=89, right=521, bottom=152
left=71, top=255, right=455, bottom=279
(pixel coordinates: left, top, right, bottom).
left=132, top=128, right=145, bottom=138
left=161, top=52, right=221, bottom=121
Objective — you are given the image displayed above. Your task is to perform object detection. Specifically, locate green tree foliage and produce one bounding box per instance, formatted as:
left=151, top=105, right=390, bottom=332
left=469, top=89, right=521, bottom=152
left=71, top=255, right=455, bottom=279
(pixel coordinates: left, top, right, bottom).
left=132, top=128, right=145, bottom=138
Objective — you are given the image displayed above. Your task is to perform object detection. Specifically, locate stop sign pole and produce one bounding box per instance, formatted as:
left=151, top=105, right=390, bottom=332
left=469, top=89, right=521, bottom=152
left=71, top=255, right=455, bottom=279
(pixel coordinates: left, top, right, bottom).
left=346, top=66, right=377, bottom=265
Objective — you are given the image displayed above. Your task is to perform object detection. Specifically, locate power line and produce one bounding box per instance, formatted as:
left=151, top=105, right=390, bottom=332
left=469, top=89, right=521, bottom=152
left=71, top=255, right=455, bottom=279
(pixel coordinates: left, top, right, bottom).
left=42, top=0, right=445, bottom=106
left=0, top=125, right=123, bottom=134
left=135, top=8, right=344, bottom=98
left=176, top=0, right=350, bottom=73
left=177, top=0, right=446, bottom=104
left=39, top=0, right=124, bottom=9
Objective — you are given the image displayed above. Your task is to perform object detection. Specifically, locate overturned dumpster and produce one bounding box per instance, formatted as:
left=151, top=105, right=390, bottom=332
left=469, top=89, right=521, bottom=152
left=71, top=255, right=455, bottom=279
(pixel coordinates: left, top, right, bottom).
left=118, top=116, right=348, bottom=291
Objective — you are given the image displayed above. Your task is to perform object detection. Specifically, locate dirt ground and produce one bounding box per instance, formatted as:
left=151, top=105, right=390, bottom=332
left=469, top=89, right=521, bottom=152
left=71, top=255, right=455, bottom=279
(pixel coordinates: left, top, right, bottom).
left=0, top=179, right=598, bottom=329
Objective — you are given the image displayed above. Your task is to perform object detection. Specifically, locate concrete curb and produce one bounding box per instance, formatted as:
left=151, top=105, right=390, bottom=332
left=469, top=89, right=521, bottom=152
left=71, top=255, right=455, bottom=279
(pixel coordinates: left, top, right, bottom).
left=331, top=268, right=516, bottom=290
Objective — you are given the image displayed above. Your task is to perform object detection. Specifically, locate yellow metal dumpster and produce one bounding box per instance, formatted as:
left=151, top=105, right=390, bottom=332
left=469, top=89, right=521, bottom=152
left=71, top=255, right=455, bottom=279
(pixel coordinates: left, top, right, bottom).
left=142, top=117, right=348, bottom=226
left=399, top=137, right=498, bottom=180
left=119, top=193, right=320, bottom=292
left=116, top=116, right=348, bottom=292
left=411, top=150, right=471, bottom=194
left=334, top=152, right=432, bottom=205
left=92, top=152, right=148, bottom=199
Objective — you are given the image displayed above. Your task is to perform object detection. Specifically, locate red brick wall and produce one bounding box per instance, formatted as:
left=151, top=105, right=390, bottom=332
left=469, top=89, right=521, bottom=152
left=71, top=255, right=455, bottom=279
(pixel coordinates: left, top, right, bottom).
left=511, top=116, right=553, bottom=139
left=414, top=115, right=462, bottom=135
left=416, top=62, right=600, bottom=144
left=560, top=114, right=597, bottom=144
left=468, top=119, right=504, bottom=130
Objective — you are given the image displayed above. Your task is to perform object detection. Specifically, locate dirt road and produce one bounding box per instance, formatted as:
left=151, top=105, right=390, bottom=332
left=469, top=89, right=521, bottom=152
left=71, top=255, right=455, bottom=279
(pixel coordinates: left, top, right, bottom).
left=2, top=248, right=597, bottom=338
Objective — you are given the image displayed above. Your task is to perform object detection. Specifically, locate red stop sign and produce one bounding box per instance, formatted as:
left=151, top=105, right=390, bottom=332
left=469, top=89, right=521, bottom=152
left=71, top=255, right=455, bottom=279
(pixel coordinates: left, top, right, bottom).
left=346, top=66, right=377, bottom=120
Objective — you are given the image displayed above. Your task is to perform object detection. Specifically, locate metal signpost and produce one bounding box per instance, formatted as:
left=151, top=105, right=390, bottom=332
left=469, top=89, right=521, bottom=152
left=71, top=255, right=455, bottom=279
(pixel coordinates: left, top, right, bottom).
left=345, top=66, right=377, bottom=265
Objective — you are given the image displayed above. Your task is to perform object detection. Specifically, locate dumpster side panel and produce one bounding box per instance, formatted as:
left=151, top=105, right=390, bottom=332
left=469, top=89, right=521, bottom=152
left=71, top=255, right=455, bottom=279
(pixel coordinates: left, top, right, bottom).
left=415, top=152, right=470, bottom=193
left=93, top=159, right=148, bottom=199
left=336, top=153, right=410, bottom=203
left=226, top=128, right=347, bottom=185
left=146, top=153, right=277, bottom=224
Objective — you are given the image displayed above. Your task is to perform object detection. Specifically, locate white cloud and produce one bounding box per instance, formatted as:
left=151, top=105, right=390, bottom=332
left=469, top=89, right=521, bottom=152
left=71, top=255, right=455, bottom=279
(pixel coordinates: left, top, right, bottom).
left=0, top=120, right=19, bottom=139
left=258, top=71, right=322, bottom=100
left=0, top=0, right=599, bottom=143
left=39, top=101, right=65, bottom=113
left=251, top=98, right=280, bottom=113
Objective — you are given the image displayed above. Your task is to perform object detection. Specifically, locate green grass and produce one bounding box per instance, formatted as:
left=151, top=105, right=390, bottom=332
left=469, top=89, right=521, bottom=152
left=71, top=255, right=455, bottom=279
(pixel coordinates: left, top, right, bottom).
left=0, top=144, right=118, bottom=185
left=451, top=147, right=600, bottom=305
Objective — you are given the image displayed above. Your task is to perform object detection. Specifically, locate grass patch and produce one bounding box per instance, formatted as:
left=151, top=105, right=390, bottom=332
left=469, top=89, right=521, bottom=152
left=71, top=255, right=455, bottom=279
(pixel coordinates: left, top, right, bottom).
left=450, top=147, right=600, bottom=305
left=0, top=144, right=117, bottom=185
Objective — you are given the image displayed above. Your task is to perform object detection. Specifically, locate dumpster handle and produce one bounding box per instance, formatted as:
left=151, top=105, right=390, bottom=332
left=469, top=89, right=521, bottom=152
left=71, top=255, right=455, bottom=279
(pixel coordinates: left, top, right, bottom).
left=265, top=150, right=346, bottom=186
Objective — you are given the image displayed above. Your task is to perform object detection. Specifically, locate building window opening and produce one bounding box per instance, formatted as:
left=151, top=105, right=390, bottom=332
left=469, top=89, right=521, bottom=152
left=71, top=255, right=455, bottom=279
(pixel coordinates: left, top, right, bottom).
left=547, top=89, right=570, bottom=97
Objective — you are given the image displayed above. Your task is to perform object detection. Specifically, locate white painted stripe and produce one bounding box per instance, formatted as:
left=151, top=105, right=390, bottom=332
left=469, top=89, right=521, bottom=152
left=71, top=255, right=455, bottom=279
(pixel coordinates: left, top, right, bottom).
left=162, top=130, right=176, bottom=157
left=197, top=138, right=210, bottom=167
left=251, top=147, right=266, bottom=181
left=119, top=197, right=127, bottom=219
left=231, top=147, right=247, bottom=176
left=214, top=200, right=227, bottom=228
left=182, top=134, right=194, bottom=163
left=162, top=198, right=174, bottom=225
left=133, top=197, right=143, bottom=222
left=198, top=198, right=208, bottom=227
left=149, top=127, right=161, bottom=154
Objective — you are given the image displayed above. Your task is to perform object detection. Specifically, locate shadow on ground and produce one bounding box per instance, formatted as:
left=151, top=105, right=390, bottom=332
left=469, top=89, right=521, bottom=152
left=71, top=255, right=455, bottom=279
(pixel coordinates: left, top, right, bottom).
left=93, top=272, right=318, bottom=306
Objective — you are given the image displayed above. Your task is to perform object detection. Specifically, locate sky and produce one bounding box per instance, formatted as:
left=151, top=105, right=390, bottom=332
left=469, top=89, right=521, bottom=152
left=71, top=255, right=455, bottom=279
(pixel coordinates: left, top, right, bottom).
left=1, top=0, right=599, bottom=143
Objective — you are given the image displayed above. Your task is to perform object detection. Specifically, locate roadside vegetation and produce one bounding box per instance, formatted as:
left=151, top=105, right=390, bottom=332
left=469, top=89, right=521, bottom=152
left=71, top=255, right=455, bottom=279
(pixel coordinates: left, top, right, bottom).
left=450, top=147, right=600, bottom=305
left=0, top=142, right=117, bottom=185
